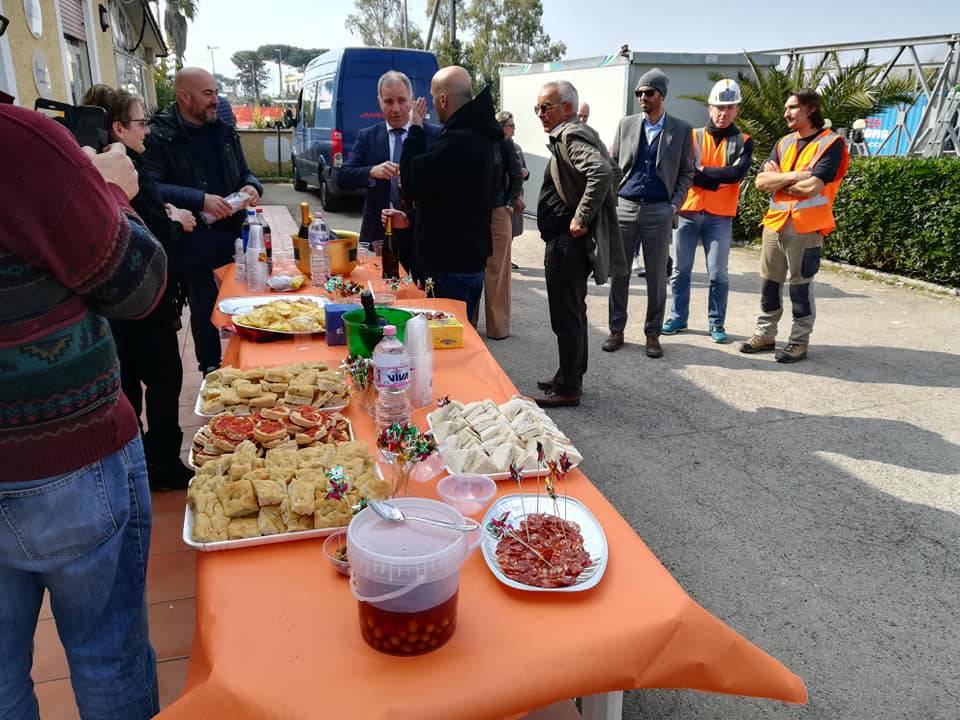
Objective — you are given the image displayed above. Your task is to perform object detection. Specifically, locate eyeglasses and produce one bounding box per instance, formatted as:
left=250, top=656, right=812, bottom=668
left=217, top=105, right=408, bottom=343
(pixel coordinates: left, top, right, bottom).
left=123, top=119, right=148, bottom=128
left=534, top=103, right=556, bottom=116
left=635, top=89, right=659, bottom=98
left=0, top=13, right=9, bottom=37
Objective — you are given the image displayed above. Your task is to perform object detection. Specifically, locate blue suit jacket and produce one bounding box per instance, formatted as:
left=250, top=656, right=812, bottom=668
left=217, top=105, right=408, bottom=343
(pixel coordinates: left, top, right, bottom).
left=339, top=122, right=441, bottom=246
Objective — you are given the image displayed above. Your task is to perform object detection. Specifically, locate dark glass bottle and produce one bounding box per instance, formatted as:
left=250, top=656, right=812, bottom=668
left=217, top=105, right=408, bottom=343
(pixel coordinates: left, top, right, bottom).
left=381, top=215, right=400, bottom=280
left=360, top=289, right=383, bottom=327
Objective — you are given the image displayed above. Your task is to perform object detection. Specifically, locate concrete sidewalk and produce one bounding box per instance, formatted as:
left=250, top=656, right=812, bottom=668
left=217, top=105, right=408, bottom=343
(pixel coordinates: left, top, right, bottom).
left=268, top=184, right=960, bottom=719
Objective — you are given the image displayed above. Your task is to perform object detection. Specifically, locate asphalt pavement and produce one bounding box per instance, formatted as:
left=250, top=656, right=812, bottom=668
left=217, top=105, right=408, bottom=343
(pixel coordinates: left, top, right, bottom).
left=264, top=183, right=960, bottom=720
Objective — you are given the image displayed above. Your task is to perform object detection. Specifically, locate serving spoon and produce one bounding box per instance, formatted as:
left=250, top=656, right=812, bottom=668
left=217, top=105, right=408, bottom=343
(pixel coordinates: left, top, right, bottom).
left=367, top=499, right=479, bottom=532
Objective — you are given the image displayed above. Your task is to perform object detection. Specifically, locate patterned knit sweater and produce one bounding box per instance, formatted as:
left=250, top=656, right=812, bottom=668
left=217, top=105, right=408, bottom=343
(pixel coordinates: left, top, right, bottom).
left=0, top=105, right=168, bottom=481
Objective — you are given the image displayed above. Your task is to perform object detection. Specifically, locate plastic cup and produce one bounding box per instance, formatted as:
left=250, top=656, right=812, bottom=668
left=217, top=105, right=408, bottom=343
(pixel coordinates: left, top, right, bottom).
left=436, top=474, right=497, bottom=517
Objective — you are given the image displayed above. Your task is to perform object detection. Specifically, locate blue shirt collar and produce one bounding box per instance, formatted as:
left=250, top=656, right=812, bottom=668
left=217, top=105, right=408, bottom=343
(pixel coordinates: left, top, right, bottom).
left=643, top=112, right=665, bottom=132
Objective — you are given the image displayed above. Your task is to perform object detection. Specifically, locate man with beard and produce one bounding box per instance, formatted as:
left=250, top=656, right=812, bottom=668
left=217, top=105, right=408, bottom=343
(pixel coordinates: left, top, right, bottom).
left=143, top=67, right=262, bottom=375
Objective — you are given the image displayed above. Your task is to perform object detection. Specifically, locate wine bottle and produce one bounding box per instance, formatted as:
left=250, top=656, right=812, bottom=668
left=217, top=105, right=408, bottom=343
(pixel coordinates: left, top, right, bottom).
left=381, top=214, right=400, bottom=280
left=360, top=289, right=384, bottom=328
left=298, top=202, right=312, bottom=239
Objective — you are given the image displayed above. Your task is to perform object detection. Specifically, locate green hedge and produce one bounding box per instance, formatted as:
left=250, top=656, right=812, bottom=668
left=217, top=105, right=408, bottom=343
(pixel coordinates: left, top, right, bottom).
left=733, top=157, right=960, bottom=288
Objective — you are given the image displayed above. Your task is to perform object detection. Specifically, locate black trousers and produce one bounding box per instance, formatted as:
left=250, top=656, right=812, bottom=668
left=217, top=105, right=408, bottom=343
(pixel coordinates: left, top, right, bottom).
left=183, top=265, right=223, bottom=372
left=544, top=235, right=590, bottom=396
left=111, top=317, right=184, bottom=465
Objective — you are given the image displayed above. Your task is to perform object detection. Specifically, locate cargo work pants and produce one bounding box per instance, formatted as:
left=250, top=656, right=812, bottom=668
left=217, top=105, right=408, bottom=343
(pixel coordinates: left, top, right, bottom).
left=754, top=220, right=823, bottom=346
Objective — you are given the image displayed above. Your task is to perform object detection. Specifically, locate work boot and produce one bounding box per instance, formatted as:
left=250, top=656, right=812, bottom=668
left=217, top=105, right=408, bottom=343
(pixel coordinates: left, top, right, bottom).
left=775, top=343, right=808, bottom=364
left=739, top=335, right=775, bottom=354
left=602, top=331, right=624, bottom=352
left=645, top=336, right=663, bottom=358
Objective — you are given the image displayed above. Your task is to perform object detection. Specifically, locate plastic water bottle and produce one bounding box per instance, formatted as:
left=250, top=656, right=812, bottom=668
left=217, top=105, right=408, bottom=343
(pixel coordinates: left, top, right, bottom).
left=373, top=325, right=411, bottom=433
left=245, top=223, right=268, bottom=292
left=308, top=213, right=331, bottom=287
left=234, top=238, right=246, bottom=281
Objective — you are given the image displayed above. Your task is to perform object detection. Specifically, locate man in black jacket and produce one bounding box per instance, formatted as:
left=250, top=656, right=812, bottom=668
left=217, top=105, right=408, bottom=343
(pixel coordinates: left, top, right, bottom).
left=142, top=68, right=262, bottom=374
left=400, top=66, right=503, bottom=325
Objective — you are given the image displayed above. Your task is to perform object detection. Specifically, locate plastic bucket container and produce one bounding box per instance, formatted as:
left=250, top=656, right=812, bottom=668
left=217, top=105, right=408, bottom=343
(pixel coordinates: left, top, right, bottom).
left=343, top=307, right=412, bottom=358
left=348, top=498, right=479, bottom=655
left=328, top=231, right=359, bottom=276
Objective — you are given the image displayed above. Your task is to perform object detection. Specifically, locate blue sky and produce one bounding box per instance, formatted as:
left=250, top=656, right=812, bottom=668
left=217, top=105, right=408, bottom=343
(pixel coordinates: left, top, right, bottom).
left=175, top=0, right=960, bottom=95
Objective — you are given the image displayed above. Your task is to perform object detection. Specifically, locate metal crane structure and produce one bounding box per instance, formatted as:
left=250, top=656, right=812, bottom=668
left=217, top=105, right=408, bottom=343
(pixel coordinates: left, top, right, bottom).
left=755, top=33, right=960, bottom=157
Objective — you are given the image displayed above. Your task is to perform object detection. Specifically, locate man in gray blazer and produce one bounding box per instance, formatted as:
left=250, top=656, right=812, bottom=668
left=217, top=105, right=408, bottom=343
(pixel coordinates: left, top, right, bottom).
left=533, top=80, right=625, bottom=408
left=604, top=68, right=695, bottom=357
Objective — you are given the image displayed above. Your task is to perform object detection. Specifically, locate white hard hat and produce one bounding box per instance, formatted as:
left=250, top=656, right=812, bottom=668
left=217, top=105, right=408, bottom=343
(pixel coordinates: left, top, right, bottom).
left=709, top=79, right=741, bottom=106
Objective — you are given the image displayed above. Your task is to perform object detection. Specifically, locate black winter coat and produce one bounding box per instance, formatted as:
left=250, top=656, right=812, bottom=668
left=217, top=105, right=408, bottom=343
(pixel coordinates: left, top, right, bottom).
left=400, top=86, right=504, bottom=276
left=142, top=105, right=262, bottom=268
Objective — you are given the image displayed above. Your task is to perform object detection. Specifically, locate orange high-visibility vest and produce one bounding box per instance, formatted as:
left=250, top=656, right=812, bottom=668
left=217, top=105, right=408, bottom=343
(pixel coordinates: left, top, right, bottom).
left=762, top=129, right=850, bottom=235
left=680, top=127, right=749, bottom=217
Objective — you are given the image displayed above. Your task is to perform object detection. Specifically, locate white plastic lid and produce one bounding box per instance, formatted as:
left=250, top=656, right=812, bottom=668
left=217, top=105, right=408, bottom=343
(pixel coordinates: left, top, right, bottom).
left=347, top=498, right=469, bottom=587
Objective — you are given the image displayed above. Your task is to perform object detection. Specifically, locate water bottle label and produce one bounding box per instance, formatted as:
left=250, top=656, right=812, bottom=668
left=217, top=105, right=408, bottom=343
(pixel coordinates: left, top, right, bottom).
left=374, top=363, right=410, bottom=390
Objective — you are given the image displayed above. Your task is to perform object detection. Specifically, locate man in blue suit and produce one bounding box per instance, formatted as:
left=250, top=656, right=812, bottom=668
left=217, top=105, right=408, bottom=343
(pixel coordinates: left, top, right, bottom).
left=338, top=70, right=439, bottom=279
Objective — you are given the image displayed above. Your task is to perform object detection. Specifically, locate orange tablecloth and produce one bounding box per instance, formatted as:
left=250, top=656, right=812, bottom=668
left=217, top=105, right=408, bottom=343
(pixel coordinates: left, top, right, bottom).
left=211, top=258, right=427, bottom=330
left=161, top=298, right=806, bottom=720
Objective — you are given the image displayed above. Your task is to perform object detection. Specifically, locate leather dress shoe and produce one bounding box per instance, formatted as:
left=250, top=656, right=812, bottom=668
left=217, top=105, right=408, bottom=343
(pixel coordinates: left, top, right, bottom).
left=534, top=393, right=580, bottom=408
left=602, top=331, right=624, bottom=352
left=645, top=335, right=663, bottom=358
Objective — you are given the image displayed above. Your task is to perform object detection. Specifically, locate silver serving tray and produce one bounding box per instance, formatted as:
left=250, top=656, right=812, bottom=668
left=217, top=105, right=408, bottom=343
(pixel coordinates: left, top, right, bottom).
left=182, top=463, right=383, bottom=552
left=479, top=494, right=608, bottom=593
left=217, top=294, right=328, bottom=316
left=425, top=401, right=581, bottom=482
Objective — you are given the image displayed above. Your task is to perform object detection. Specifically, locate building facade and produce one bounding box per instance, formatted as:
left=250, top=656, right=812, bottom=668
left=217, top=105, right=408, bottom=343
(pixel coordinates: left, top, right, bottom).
left=0, top=0, right=166, bottom=108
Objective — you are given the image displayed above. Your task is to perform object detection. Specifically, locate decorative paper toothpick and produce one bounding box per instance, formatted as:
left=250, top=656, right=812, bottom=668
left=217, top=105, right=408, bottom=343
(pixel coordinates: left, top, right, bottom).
left=324, top=465, right=350, bottom=500
left=509, top=462, right=529, bottom=541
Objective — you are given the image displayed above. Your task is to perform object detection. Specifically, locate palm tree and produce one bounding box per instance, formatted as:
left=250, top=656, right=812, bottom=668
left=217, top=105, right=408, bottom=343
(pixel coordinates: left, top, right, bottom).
left=164, top=0, right=198, bottom=70
left=685, top=52, right=917, bottom=161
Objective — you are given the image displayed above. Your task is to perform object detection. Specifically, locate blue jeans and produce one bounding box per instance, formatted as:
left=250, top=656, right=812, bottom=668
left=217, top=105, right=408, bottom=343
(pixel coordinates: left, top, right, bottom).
left=0, top=437, right=158, bottom=720
left=670, top=211, right=733, bottom=328
left=433, top=271, right=484, bottom=328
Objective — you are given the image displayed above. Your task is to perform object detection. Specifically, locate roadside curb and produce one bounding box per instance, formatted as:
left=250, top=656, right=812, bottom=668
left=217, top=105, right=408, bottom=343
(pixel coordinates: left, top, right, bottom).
left=733, top=243, right=960, bottom=299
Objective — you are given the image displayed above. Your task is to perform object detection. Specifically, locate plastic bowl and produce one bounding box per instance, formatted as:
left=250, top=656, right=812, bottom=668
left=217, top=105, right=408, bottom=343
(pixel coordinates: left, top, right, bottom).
left=322, top=531, right=350, bottom=576
left=343, top=307, right=413, bottom=358
left=436, top=474, right=498, bottom=517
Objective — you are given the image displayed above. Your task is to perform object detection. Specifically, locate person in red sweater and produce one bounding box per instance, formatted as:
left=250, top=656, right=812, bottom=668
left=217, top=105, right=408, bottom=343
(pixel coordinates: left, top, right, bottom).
left=0, top=104, right=167, bottom=720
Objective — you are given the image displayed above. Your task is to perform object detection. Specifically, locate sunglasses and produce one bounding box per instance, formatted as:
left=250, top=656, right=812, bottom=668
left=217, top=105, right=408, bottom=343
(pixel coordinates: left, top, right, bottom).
left=0, top=13, right=8, bottom=37
left=534, top=103, right=556, bottom=116
left=635, top=89, right=659, bottom=98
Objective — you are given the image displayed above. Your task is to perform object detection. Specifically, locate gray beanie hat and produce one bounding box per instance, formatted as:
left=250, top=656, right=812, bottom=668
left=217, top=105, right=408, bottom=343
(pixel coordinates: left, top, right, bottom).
left=636, top=68, right=669, bottom=98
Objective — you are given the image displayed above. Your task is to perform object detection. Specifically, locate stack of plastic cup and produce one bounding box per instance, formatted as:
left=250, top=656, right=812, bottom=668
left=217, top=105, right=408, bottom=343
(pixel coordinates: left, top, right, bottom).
left=403, top=314, right=433, bottom=409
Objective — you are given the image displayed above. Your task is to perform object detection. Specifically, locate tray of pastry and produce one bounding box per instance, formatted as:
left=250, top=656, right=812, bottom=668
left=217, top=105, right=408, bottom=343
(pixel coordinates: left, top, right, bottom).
left=426, top=397, right=582, bottom=481
left=183, top=440, right=387, bottom=551
left=194, top=363, right=349, bottom=417
left=188, top=406, right=355, bottom=469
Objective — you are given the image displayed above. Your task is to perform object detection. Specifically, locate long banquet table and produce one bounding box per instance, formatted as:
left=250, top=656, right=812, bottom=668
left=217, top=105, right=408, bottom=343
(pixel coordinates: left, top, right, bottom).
left=157, top=206, right=807, bottom=720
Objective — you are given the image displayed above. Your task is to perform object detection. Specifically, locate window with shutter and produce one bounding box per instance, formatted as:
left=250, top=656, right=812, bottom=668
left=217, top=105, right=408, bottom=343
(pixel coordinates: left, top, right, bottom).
left=59, top=0, right=85, bottom=40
